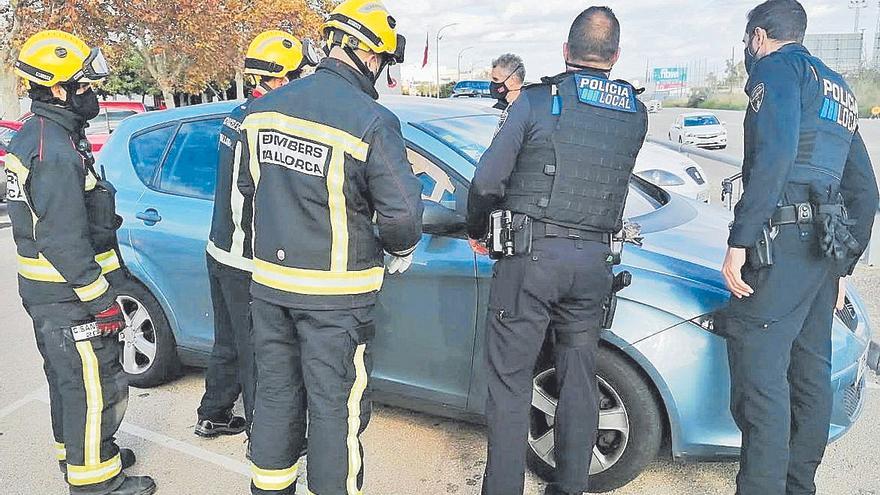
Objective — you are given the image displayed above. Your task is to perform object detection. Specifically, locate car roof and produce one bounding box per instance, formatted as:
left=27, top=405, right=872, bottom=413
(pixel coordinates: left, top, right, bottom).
left=119, top=95, right=496, bottom=131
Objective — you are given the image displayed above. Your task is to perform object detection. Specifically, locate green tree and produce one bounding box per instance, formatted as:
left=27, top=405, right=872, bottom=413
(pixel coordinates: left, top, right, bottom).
left=100, top=50, right=161, bottom=99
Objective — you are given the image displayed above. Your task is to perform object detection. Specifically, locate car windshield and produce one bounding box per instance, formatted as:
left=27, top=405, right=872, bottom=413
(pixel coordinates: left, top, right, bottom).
left=86, top=110, right=138, bottom=136
left=684, top=115, right=719, bottom=127
left=414, top=115, right=667, bottom=218
left=413, top=115, right=497, bottom=165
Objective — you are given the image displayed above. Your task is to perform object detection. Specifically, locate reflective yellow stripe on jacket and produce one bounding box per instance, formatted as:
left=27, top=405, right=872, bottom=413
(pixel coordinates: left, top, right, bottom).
left=17, top=250, right=121, bottom=301
left=242, top=112, right=383, bottom=296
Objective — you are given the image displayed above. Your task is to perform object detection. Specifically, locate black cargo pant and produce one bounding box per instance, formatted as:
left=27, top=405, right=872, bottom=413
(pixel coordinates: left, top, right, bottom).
left=717, top=223, right=837, bottom=495
left=198, top=254, right=256, bottom=426
left=249, top=299, right=375, bottom=495
left=482, top=237, right=613, bottom=495
left=26, top=301, right=129, bottom=494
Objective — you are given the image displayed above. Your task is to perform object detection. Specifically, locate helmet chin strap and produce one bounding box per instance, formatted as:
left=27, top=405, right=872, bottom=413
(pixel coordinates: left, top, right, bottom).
left=343, top=45, right=384, bottom=83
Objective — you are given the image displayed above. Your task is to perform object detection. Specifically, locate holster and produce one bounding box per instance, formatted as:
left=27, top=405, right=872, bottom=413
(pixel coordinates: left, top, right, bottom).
left=602, top=271, right=632, bottom=329
left=487, top=210, right=532, bottom=259
left=815, top=203, right=861, bottom=262
left=749, top=225, right=775, bottom=269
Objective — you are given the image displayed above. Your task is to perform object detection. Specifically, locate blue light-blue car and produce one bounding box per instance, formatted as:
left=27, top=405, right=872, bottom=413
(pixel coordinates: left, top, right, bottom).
left=98, top=97, right=871, bottom=492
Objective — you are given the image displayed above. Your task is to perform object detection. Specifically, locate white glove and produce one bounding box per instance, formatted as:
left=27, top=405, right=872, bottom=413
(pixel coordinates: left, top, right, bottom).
left=385, top=253, right=413, bottom=274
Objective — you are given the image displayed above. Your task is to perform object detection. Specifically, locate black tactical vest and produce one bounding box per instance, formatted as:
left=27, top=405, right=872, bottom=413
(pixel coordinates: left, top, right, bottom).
left=788, top=52, right=857, bottom=200
left=502, top=72, right=647, bottom=233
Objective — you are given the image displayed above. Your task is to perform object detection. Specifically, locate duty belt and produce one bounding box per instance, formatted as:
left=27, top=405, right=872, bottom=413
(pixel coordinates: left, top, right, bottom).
left=533, top=222, right=611, bottom=243
left=771, top=203, right=846, bottom=226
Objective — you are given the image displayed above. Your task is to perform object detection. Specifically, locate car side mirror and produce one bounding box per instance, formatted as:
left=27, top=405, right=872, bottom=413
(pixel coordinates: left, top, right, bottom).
left=422, top=200, right=466, bottom=237
left=673, top=124, right=681, bottom=129
left=721, top=121, right=727, bottom=126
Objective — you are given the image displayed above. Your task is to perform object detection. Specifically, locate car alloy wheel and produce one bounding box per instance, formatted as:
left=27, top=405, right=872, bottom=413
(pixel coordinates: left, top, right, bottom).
left=529, top=369, right=630, bottom=475
left=117, top=294, right=158, bottom=375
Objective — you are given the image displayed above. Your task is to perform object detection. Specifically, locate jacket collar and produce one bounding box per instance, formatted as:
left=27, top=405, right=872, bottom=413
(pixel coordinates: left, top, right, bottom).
left=317, top=58, right=379, bottom=100
left=30, top=100, right=85, bottom=134
left=777, top=43, right=809, bottom=56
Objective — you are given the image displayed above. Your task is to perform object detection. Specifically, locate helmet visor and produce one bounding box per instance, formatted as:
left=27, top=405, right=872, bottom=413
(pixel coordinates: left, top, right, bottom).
left=302, top=39, right=322, bottom=68
left=81, top=48, right=110, bottom=82
left=389, top=34, right=406, bottom=65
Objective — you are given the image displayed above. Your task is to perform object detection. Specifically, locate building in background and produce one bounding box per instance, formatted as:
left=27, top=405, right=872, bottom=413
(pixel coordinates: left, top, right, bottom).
left=804, top=33, right=865, bottom=74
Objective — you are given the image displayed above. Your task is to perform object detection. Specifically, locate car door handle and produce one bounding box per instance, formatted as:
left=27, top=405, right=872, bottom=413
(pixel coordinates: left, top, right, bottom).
left=136, top=208, right=162, bottom=226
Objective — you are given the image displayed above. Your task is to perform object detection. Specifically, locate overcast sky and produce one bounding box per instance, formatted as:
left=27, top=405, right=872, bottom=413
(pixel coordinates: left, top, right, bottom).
left=386, top=0, right=880, bottom=84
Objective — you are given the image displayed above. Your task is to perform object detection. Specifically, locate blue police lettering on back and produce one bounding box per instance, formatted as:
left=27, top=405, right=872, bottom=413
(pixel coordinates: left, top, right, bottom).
left=818, top=78, right=858, bottom=133
left=574, top=75, right=637, bottom=113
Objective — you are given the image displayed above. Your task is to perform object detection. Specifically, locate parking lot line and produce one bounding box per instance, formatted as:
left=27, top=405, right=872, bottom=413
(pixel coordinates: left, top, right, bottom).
left=30, top=392, right=252, bottom=477
left=0, top=389, right=44, bottom=420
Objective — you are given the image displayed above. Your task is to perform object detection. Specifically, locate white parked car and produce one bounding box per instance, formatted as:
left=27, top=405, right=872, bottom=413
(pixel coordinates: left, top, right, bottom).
left=668, top=112, right=728, bottom=149
left=635, top=143, right=710, bottom=203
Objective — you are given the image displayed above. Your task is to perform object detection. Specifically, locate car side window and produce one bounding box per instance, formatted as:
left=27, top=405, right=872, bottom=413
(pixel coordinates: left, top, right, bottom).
left=407, top=148, right=456, bottom=205
left=129, top=124, right=176, bottom=186
left=156, top=118, right=222, bottom=200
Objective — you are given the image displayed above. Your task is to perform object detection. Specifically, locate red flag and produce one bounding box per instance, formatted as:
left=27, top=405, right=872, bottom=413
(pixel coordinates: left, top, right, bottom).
left=421, top=33, right=429, bottom=68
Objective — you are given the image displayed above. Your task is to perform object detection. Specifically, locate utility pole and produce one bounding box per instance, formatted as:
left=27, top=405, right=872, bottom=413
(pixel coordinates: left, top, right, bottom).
left=435, top=23, right=458, bottom=98
left=457, top=46, right=474, bottom=82
left=873, top=0, right=880, bottom=68
left=851, top=0, right=868, bottom=32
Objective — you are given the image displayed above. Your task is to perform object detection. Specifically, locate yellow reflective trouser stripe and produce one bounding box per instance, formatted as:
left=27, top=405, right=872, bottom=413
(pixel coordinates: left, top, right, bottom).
left=252, top=259, right=384, bottom=296
left=69, top=341, right=116, bottom=486
left=55, top=441, right=67, bottom=461
left=251, top=462, right=299, bottom=491
left=18, top=250, right=121, bottom=283
left=346, top=344, right=369, bottom=495
left=74, top=275, right=110, bottom=302
left=66, top=454, right=121, bottom=486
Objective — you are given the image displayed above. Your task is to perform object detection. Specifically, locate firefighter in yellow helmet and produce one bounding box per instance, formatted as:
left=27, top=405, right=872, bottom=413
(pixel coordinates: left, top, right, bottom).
left=195, top=30, right=319, bottom=440
left=8, top=31, right=155, bottom=495
left=243, top=1, right=422, bottom=494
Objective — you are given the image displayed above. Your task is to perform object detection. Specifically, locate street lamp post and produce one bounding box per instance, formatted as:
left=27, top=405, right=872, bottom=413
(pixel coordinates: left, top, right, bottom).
left=436, top=23, right=458, bottom=98
left=457, top=46, right=474, bottom=82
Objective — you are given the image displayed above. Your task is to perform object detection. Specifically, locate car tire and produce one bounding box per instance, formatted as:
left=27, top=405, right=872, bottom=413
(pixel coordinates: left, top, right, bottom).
left=667, top=132, right=672, bottom=141
left=678, top=136, right=683, bottom=144
left=115, top=275, right=181, bottom=388
left=527, top=346, right=664, bottom=493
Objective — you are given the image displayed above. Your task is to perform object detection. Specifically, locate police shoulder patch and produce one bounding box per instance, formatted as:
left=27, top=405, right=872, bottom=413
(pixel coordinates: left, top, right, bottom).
left=750, top=83, right=765, bottom=113
left=574, top=75, right=637, bottom=113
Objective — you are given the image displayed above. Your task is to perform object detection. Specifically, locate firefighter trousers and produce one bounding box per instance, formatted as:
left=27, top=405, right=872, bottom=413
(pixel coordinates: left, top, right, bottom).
left=26, top=301, right=129, bottom=494
left=482, top=237, right=613, bottom=495
left=198, top=255, right=256, bottom=426
left=249, top=299, right=375, bottom=495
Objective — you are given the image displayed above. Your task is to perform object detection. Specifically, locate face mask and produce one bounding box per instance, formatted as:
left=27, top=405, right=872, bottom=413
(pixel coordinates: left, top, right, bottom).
left=67, top=85, right=100, bottom=121
left=744, top=32, right=759, bottom=76
left=489, top=81, right=508, bottom=101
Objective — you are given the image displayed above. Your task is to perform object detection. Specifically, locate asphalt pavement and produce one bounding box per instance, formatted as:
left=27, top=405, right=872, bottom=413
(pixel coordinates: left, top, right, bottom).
left=2, top=109, right=880, bottom=494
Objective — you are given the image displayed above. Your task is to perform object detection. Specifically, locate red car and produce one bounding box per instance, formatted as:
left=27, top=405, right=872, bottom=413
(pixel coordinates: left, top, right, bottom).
left=0, top=120, right=23, bottom=202
left=19, top=100, right=147, bottom=153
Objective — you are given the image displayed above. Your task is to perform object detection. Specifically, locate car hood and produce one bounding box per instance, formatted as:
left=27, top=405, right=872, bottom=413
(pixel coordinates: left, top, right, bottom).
left=618, top=194, right=733, bottom=320
left=686, top=124, right=725, bottom=135
left=634, top=143, right=699, bottom=175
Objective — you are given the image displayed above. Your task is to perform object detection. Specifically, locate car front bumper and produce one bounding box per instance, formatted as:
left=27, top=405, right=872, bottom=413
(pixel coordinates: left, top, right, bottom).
left=683, top=135, right=728, bottom=148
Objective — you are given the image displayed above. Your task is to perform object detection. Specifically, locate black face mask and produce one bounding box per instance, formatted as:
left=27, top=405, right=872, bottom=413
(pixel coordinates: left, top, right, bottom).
left=490, top=64, right=522, bottom=102
left=489, top=81, right=508, bottom=101
left=66, top=85, right=100, bottom=121
left=744, top=32, right=759, bottom=76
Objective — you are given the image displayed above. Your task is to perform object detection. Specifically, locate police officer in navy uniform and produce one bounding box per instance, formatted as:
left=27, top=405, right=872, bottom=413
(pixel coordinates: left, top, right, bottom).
left=196, top=30, right=318, bottom=439
left=718, top=1, right=879, bottom=494
left=467, top=7, right=647, bottom=495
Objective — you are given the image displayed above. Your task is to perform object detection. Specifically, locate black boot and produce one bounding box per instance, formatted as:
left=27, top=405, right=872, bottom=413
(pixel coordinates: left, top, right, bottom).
left=194, top=413, right=247, bottom=438
left=60, top=448, right=137, bottom=477
left=106, top=475, right=157, bottom=495
left=544, top=485, right=582, bottom=495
